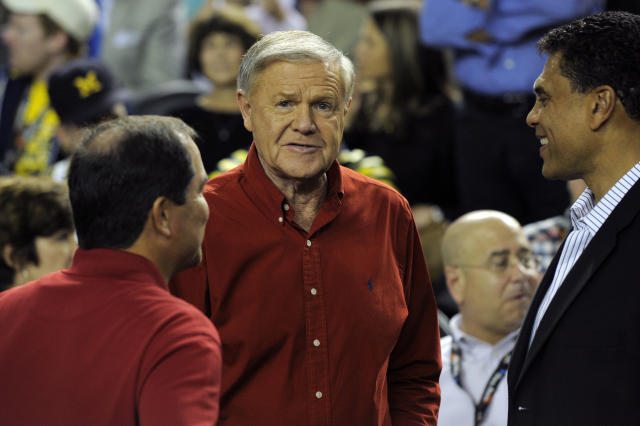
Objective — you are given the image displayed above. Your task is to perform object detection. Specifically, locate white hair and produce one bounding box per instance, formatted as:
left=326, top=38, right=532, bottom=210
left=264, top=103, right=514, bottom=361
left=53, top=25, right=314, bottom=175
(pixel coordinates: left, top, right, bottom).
left=237, top=30, right=355, bottom=105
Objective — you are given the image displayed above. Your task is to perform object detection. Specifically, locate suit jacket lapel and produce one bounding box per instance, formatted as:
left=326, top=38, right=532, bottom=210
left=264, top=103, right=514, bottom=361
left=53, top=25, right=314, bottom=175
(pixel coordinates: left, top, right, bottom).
left=512, top=180, right=640, bottom=391
left=509, top=241, right=563, bottom=390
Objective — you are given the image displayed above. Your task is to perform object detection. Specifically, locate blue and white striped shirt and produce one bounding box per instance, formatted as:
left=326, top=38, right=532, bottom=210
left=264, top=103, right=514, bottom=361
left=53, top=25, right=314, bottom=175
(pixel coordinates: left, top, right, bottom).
left=530, top=163, right=640, bottom=344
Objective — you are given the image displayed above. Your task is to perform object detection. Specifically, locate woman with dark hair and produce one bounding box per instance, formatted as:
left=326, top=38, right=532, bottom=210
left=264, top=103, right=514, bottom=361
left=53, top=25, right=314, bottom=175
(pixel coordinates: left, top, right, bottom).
left=346, top=1, right=457, bottom=213
left=0, top=176, right=75, bottom=291
left=170, top=7, right=259, bottom=174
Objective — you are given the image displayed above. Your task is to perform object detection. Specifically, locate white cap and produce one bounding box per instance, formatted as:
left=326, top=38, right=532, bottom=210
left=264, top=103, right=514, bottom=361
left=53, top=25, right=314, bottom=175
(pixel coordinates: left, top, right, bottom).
left=2, top=0, right=99, bottom=42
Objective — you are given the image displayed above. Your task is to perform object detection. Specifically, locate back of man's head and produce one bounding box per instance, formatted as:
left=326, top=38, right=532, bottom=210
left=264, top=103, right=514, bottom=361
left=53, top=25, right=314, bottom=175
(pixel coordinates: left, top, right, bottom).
left=538, top=11, right=640, bottom=122
left=68, top=116, right=196, bottom=250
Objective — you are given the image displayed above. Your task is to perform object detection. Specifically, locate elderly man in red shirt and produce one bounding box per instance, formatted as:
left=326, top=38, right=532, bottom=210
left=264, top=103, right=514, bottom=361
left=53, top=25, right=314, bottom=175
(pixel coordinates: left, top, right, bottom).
left=171, top=30, right=442, bottom=425
left=0, top=116, right=221, bottom=425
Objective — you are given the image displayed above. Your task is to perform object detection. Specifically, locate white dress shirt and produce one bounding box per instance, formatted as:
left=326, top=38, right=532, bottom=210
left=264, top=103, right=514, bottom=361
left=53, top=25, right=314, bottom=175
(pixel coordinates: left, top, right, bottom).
left=530, top=162, right=640, bottom=344
left=439, top=314, right=519, bottom=426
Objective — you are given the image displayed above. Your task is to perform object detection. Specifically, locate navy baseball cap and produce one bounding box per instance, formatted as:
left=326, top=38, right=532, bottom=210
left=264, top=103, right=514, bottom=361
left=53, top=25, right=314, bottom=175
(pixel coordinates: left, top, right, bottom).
left=48, top=58, right=128, bottom=125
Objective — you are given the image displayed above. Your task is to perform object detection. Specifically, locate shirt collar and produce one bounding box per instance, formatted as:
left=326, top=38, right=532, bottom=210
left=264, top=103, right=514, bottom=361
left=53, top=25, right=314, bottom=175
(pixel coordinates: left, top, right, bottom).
left=69, top=248, right=168, bottom=290
left=450, top=313, right=519, bottom=351
left=241, top=142, right=345, bottom=232
left=570, top=162, right=640, bottom=234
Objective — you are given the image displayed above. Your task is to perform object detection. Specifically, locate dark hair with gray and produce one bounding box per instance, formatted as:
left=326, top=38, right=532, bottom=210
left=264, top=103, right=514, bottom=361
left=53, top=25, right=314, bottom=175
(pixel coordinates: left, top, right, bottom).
left=68, top=115, right=196, bottom=250
left=237, top=30, right=355, bottom=104
left=538, top=11, right=640, bottom=121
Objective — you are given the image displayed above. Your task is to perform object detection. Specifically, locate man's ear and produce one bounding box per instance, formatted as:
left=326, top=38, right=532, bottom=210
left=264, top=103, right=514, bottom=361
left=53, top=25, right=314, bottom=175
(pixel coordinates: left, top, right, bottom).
left=344, top=97, right=352, bottom=117
left=589, top=85, right=616, bottom=131
left=237, top=89, right=253, bottom=132
left=150, top=197, right=173, bottom=238
left=444, top=265, right=466, bottom=306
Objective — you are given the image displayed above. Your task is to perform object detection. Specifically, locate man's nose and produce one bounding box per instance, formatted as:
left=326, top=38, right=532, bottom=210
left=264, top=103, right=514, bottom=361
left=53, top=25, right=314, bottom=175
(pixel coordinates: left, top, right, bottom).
left=526, top=104, right=539, bottom=128
left=292, top=105, right=315, bottom=134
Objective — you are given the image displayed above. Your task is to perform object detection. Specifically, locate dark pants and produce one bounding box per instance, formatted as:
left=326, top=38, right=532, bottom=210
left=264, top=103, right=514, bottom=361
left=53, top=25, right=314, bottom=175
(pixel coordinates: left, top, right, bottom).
left=454, top=93, right=569, bottom=225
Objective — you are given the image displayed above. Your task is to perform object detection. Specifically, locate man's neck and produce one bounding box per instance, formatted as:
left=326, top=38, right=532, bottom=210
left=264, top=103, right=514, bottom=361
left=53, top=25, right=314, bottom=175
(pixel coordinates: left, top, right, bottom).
left=264, top=167, right=328, bottom=233
left=459, top=318, right=510, bottom=346
left=584, top=126, right=640, bottom=202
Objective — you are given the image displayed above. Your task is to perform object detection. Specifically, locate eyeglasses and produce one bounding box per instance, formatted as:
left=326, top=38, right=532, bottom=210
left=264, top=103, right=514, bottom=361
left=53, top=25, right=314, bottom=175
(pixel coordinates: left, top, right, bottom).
left=454, top=250, right=539, bottom=274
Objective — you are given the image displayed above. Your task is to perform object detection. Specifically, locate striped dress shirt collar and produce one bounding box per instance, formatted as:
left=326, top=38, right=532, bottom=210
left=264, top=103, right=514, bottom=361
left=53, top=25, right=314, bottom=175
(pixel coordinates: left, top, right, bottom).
left=570, top=162, right=640, bottom=235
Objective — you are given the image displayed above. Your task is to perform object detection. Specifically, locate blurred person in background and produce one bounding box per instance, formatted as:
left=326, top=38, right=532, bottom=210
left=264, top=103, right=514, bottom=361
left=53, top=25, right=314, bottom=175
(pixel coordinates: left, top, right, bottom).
left=346, top=0, right=457, bottom=215
left=420, top=0, right=604, bottom=225
left=0, top=175, right=75, bottom=291
left=203, top=0, right=306, bottom=34
left=171, top=7, right=258, bottom=173
left=98, top=0, right=187, bottom=92
left=439, top=210, right=539, bottom=426
left=0, top=0, right=98, bottom=176
left=47, top=57, right=127, bottom=181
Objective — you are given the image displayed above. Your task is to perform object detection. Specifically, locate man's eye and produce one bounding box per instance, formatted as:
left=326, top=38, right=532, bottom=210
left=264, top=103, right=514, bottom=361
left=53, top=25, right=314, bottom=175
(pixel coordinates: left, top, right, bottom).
left=277, top=101, right=291, bottom=107
left=317, top=102, right=331, bottom=111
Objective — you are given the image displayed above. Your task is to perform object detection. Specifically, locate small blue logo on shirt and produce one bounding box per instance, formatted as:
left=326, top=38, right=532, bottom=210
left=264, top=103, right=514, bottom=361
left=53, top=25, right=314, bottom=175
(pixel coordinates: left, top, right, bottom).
left=368, top=279, right=373, bottom=291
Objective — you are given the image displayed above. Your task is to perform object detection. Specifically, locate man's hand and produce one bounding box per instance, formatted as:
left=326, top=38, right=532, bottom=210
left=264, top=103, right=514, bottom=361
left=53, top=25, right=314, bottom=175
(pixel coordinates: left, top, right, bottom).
left=465, top=28, right=493, bottom=43
left=461, top=0, right=490, bottom=10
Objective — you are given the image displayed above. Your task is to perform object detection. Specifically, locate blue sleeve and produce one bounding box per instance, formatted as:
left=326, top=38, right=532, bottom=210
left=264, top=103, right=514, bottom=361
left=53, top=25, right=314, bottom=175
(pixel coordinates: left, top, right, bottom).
left=489, top=0, right=605, bottom=42
left=420, top=0, right=490, bottom=49
left=420, top=0, right=605, bottom=48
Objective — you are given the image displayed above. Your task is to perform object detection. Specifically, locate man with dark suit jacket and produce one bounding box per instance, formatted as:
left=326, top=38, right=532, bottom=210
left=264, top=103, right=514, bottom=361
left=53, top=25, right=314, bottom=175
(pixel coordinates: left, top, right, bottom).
left=507, top=11, right=640, bottom=426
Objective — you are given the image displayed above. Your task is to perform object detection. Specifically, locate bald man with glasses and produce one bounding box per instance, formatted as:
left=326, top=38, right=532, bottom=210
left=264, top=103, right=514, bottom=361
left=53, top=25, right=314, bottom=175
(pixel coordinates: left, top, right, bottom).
left=437, top=210, right=541, bottom=426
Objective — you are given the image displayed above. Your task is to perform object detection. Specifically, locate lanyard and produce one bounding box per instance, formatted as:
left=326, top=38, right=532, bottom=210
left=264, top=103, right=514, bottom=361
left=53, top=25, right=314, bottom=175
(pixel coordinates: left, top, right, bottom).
left=450, top=340, right=512, bottom=426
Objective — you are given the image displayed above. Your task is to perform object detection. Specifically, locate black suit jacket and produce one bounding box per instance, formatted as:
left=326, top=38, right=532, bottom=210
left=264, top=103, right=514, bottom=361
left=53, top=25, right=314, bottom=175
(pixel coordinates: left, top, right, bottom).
left=508, top=179, right=640, bottom=426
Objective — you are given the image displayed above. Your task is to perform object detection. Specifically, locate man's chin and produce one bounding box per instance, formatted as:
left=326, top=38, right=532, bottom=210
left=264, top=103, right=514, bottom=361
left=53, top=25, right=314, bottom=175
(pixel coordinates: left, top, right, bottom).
left=179, top=251, right=203, bottom=272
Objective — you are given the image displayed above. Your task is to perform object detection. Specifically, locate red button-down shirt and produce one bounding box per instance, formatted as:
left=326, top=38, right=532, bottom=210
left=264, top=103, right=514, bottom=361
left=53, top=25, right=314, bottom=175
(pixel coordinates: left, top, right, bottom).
left=0, top=249, right=221, bottom=426
left=171, top=144, right=442, bottom=425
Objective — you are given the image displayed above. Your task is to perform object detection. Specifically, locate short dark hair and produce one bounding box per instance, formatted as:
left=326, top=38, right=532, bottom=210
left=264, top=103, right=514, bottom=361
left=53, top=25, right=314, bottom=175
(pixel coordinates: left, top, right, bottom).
left=0, top=177, right=73, bottom=290
left=68, top=116, right=196, bottom=250
left=186, top=10, right=259, bottom=77
left=538, top=11, right=640, bottom=121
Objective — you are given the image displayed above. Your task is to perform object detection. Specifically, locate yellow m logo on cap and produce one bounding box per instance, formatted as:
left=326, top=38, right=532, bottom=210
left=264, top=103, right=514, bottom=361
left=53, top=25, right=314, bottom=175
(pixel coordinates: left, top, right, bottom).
left=73, top=71, right=102, bottom=98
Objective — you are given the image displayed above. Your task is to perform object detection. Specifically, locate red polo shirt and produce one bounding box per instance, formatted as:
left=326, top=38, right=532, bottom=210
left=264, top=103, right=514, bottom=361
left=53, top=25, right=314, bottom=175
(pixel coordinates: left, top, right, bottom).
left=0, top=249, right=221, bottom=425
left=171, top=144, right=442, bottom=425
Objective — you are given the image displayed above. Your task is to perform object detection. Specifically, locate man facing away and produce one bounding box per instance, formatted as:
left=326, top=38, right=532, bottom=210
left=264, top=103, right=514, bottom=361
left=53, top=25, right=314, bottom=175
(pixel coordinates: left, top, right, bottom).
left=507, top=11, right=640, bottom=426
left=0, top=116, right=221, bottom=425
left=171, top=30, right=442, bottom=425
left=438, top=210, right=539, bottom=426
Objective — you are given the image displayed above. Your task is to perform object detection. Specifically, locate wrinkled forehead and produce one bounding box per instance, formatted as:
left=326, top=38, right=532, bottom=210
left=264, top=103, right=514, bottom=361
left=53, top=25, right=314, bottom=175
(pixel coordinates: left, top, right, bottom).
left=250, top=59, right=346, bottom=97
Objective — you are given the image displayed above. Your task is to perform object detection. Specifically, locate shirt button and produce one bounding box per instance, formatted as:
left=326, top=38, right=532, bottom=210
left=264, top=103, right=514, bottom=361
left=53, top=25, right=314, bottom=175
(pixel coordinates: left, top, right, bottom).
left=315, top=391, right=322, bottom=399
left=310, top=288, right=317, bottom=295
left=306, top=240, right=311, bottom=247
left=283, top=203, right=290, bottom=211
left=278, top=217, right=283, bottom=223
left=313, top=339, right=320, bottom=347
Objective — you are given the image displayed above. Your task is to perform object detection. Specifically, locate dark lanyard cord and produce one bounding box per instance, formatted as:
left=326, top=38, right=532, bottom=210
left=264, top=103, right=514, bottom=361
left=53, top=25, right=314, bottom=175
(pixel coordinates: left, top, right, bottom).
left=450, top=340, right=512, bottom=426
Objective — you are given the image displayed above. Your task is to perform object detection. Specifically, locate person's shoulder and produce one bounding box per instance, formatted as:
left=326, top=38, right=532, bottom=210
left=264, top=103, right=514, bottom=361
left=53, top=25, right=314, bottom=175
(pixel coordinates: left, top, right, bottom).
left=204, top=162, right=246, bottom=197
left=341, top=165, right=412, bottom=212
left=140, top=290, right=220, bottom=343
left=341, top=165, right=403, bottom=198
